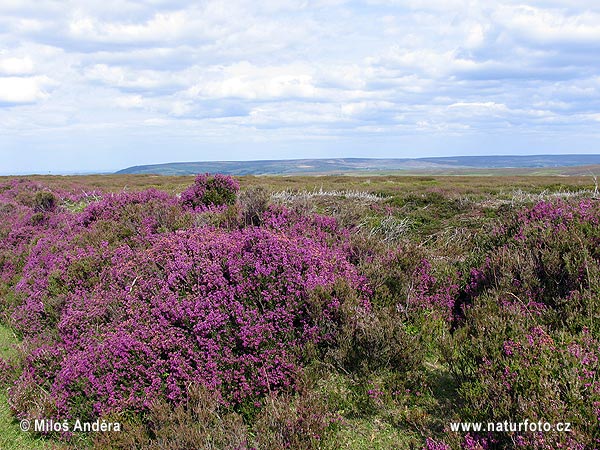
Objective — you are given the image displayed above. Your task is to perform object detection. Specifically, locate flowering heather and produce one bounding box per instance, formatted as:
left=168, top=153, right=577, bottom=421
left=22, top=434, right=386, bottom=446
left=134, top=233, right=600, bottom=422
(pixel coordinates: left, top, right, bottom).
left=78, top=188, right=180, bottom=226
left=462, top=326, right=600, bottom=448
left=516, top=199, right=599, bottom=230
left=0, top=178, right=367, bottom=425
left=423, top=437, right=452, bottom=450
left=409, top=259, right=458, bottom=321
left=4, top=178, right=600, bottom=448
left=458, top=199, right=600, bottom=329
left=447, top=199, right=600, bottom=449
left=179, top=173, right=240, bottom=210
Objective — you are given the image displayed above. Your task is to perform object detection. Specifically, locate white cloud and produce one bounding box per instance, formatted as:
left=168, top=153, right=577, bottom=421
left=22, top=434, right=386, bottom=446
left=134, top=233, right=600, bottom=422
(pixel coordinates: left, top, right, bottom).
left=0, top=76, right=52, bottom=104
left=68, top=11, right=191, bottom=44
left=114, top=94, right=144, bottom=108
left=448, top=102, right=509, bottom=113
left=495, top=5, right=600, bottom=45
left=84, top=64, right=178, bottom=90
left=185, top=62, right=318, bottom=100
left=464, top=23, right=487, bottom=49
left=0, top=56, right=34, bottom=75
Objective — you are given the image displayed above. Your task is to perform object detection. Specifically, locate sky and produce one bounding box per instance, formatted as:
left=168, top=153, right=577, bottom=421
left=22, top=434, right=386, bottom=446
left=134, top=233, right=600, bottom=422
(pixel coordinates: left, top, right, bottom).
left=2, top=0, right=600, bottom=174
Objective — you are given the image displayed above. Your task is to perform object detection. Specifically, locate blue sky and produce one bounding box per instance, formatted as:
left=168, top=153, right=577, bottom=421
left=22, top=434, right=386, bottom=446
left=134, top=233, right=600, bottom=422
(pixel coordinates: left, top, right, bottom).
left=1, top=0, right=600, bottom=174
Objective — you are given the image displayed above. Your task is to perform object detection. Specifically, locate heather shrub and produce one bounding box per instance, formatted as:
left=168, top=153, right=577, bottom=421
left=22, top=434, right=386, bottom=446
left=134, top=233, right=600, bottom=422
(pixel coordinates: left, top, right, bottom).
left=252, top=387, right=338, bottom=449
left=93, top=382, right=338, bottom=450
left=0, top=177, right=368, bottom=447
left=8, top=366, right=59, bottom=425
left=350, top=233, right=458, bottom=320
left=14, top=224, right=365, bottom=421
left=11, top=181, right=53, bottom=208
left=239, top=186, right=270, bottom=226
left=454, top=199, right=600, bottom=334
left=79, top=189, right=186, bottom=233
left=93, top=384, right=249, bottom=450
left=192, top=202, right=242, bottom=230
left=3, top=189, right=200, bottom=337
left=443, top=199, right=600, bottom=448
left=179, top=173, right=240, bottom=210
left=329, top=301, right=423, bottom=378
left=348, top=238, right=424, bottom=303
left=447, top=301, right=599, bottom=448
left=2, top=179, right=86, bottom=212
left=423, top=437, right=452, bottom=450
left=0, top=357, right=19, bottom=387
left=407, top=259, right=459, bottom=323
left=355, top=241, right=458, bottom=367
left=33, top=191, right=57, bottom=213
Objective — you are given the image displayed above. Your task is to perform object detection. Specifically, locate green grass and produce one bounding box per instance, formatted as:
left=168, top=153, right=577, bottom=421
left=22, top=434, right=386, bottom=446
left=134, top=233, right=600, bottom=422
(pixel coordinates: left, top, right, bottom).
left=309, top=356, right=458, bottom=450
left=337, top=418, right=420, bottom=449
left=314, top=371, right=424, bottom=449
left=0, top=323, right=64, bottom=450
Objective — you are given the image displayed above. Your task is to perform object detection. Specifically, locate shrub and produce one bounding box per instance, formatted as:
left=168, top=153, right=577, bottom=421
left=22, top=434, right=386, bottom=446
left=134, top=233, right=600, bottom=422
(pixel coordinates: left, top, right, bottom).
left=252, top=388, right=338, bottom=450
left=0, top=357, right=19, bottom=387
left=328, top=301, right=423, bottom=377
left=0, top=180, right=367, bottom=430
left=93, top=382, right=338, bottom=450
left=453, top=199, right=600, bottom=334
left=93, top=384, right=249, bottom=450
left=239, top=186, right=270, bottom=226
left=33, top=191, right=57, bottom=213
left=179, top=174, right=240, bottom=210
left=448, top=309, right=599, bottom=448
left=443, top=199, right=600, bottom=448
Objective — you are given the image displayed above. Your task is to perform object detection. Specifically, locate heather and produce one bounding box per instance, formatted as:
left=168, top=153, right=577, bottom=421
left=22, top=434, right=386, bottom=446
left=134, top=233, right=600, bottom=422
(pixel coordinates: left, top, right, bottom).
left=180, top=173, right=240, bottom=210
left=442, top=199, right=600, bottom=449
left=0, top=174, right=599, bottom=448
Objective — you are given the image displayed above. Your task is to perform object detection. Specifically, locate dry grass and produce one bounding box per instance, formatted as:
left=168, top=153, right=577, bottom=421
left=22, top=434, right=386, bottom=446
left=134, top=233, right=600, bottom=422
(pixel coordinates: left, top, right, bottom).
left=1, top=173, right=596, bottom=197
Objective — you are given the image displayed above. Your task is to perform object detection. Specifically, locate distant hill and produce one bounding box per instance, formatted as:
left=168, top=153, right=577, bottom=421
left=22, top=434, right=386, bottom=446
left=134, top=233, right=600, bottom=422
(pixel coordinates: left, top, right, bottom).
left=116, top=155, right=600, bottom=176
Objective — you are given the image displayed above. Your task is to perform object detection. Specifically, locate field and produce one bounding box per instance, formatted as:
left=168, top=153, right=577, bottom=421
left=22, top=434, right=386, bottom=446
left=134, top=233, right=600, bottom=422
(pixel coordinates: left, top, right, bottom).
left=0, top=173, right=599, bottom=449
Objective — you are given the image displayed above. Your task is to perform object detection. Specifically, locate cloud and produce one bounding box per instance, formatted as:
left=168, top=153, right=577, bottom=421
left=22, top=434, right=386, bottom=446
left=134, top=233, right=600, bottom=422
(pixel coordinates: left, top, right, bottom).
left=114, top=94, right=144, bottom=108
left=185, top=62, right=317, bottom=100
left=0, top=56, right=34, bottom=74
left=68, top=11, right=191, bottom=45
left=84, top=64, right=180, bottom=91
left=1, top=0, right=600, bottom=172
left=0, top=75, right=53, bottom=104
left=495, top=5, right=600, bottom=46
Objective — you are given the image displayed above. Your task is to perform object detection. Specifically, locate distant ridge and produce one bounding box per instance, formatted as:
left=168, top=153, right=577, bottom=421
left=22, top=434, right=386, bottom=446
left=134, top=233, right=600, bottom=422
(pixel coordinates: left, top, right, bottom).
left=116, top=155, right=600, bottom=176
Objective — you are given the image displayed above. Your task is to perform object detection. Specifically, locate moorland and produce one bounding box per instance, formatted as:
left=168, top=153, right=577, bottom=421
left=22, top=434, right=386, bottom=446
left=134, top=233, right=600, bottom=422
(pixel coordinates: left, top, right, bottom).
left=0, top=173, right=599, bottom=449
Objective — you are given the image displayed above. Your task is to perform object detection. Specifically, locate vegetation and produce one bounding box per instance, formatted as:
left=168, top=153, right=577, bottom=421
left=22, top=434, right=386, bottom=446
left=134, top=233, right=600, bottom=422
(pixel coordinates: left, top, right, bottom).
left=0, top=173, right=598, bottom=449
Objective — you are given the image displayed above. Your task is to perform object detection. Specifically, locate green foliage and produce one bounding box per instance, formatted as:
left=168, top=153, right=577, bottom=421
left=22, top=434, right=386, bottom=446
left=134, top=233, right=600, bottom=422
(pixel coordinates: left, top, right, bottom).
left=33, top=192, right=57, bottom=212
left=0, top=324, right=65, bottom=450
left=329, top=304, right=424, bottom=378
